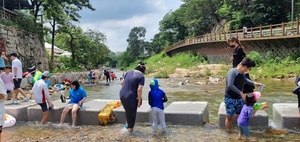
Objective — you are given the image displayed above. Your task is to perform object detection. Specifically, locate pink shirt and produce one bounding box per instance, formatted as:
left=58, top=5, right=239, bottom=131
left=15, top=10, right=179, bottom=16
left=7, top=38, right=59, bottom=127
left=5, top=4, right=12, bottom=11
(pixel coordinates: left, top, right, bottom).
left=0, top=72, right=13, bottom=84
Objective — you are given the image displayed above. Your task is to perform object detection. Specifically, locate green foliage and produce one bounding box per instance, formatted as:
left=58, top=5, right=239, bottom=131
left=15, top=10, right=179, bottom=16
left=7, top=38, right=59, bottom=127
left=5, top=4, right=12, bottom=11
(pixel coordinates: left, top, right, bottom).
left=142, top=52, right=207, bottom=77
left=246, top=51, right=300, bottom=78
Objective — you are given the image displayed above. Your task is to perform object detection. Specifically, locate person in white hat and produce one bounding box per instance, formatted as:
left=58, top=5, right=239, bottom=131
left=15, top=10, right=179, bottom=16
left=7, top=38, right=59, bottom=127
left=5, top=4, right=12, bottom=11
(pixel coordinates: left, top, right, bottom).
left=31, top=71, right=54, bottom=124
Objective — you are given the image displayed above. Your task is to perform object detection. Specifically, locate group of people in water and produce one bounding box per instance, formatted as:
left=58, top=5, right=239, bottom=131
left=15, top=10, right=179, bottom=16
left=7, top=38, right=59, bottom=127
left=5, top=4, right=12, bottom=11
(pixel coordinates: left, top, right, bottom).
left=118, top=37, right=264, bottom=141
left=0, top=36, right=284, bottom=141
left=88, top=69, right=117, bottom=83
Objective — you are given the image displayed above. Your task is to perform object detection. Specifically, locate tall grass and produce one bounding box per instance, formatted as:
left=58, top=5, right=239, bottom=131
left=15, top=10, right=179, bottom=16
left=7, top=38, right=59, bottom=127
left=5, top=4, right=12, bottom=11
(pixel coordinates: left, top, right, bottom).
left=124, top=52, right=207, bottom=78
left=247, top=51, right=300, bottom=79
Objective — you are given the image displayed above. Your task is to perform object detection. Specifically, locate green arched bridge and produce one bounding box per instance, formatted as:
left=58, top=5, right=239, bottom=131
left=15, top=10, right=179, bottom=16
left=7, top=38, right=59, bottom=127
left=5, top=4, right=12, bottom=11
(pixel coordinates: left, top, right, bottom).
left=165, top=21, right=300, bottom=63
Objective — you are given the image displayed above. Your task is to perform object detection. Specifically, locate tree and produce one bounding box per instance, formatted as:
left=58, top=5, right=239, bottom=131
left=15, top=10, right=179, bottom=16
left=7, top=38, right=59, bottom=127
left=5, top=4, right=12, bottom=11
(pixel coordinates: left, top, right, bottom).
left=126, top=27, right=147, bottom=61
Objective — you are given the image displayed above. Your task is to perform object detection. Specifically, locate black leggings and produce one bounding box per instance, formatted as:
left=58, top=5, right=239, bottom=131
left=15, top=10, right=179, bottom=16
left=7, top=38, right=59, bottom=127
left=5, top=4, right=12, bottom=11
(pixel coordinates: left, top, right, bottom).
left=121, top=97, right=137, bottom=128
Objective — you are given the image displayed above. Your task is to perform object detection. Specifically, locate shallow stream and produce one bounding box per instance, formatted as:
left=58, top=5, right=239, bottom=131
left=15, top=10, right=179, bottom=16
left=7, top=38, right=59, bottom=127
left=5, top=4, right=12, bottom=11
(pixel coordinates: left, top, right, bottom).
left=2, top=69, right=300, bottom=141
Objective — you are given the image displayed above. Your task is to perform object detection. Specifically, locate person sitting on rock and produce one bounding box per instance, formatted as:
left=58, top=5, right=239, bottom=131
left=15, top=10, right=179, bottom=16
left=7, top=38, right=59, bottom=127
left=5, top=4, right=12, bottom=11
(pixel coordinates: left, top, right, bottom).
left=59, top=80, right=87, bottom=126
left=0, top=66, right=15, bottom=103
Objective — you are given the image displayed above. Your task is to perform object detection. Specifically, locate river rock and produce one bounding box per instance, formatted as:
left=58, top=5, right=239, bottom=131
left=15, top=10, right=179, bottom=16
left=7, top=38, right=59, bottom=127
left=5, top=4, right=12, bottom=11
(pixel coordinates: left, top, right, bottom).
left=49, top=76, right=56, bottom=86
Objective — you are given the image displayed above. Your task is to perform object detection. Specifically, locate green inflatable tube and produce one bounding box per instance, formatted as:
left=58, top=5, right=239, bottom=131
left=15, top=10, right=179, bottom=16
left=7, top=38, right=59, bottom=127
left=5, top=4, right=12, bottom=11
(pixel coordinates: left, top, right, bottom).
left=32, top=71, right=42, bottom=84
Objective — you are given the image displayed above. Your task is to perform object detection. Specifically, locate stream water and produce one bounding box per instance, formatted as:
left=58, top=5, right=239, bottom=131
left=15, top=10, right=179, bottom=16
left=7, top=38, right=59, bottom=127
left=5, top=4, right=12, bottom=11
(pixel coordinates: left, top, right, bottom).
left=2, top=69, right=300, bottom=141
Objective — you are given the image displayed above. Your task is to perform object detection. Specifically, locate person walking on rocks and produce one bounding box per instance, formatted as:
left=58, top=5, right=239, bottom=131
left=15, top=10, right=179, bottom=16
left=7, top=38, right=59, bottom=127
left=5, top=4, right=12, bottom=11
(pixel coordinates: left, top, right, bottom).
left=59, top=80, right=87, bottom=126
left=224, top=58, right=262, bottom=132
left=228, top=37, right=254, bottom=94
left=0, top=76, right=7, bottom=142
left=0, top=66, right=16, bottom=104
left=31, top=71, right=54, bottom=124
left=10, top=53, right=28, bottom=102
left=119, top=62, right=146, bottom=135
left=148, top=78, right=168, bottom=133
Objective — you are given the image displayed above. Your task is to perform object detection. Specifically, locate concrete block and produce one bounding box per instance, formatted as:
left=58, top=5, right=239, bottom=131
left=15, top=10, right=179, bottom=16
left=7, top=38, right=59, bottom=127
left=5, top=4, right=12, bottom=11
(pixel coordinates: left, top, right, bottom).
left=55, top=75, right=63, bottom=84
left=75, top=99, right=107, bottom=125
left=164, top=101, right=209, bottom=125
left=5, top=100, right=38, bottom=121
left=113, top=100, right=151, bottom=124
left=27, top=99, right=67, bottom=123
left=218, top=102, right=268, bottom=128
left=20, top=78, right=28, bottom=88
left=273, top=103, right=300, bottom=130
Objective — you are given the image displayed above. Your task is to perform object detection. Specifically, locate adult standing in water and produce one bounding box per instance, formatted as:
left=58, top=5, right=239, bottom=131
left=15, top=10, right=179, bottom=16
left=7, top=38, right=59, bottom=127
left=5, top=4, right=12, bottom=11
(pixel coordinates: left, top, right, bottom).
left=228, top=37, right=254, bottom=93
left=224, top=58, right=262, bottom=132
left=119, top=62, right=146, bottom=135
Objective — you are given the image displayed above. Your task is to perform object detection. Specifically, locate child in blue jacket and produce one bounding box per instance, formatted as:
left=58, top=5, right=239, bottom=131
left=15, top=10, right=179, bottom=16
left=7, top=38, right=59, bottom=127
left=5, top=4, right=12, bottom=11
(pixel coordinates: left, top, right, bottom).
left=148, top=78, right=168, bottom=132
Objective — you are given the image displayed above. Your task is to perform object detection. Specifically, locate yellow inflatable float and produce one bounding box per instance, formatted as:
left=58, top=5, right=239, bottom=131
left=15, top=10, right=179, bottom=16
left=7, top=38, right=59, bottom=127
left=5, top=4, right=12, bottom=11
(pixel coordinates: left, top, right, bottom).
left=98, top=101, right=121, bottom=125
left=3, top=114, right=16, bottom=128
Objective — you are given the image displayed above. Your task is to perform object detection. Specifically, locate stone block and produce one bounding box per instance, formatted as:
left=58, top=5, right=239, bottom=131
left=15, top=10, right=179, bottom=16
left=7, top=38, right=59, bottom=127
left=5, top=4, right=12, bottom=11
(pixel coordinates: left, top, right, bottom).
left=75, top=99, right=107, bottom=125
left=5, top=100, right=38, bottom=121
left=218, top=102, right=268, bottom=128
left=56, top=75, right=63, bottom=84
left=113, top=100, right=151, bottom=124
left=273, top=103, right=300, bottom=130
left=164, top=101, right=209, bottom=125
left=49, top=76, right=56, bottom=86
left=20, top=78, right=28, bottom=88
left=27, top=99, right=67, bottom=123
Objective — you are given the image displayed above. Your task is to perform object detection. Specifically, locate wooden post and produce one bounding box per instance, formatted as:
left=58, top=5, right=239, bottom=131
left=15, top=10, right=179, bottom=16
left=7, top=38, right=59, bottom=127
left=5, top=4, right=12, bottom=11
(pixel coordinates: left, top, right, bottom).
left=214, top=32, right=216, bottom=41
left=251, top=27, right=253, bottom=38
left=297, top=20, right=299, bottom=35
left=282, top=22, right=285, bottom=36
left=210, top=33, right=212, bottom=41
left=270, top=24, right=273, bottom=37
left=260, top=26, right=262, bottom=38
left=219, top=32, right=221, bottom=40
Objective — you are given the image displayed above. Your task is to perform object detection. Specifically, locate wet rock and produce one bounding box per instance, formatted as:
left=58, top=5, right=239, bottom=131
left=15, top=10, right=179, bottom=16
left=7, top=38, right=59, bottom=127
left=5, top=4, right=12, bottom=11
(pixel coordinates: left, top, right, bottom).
left=264, top=129, right=289, bottom=134
left=178, top=82, right=184, bottom=85
left=195, top=81, right=206, bottom=85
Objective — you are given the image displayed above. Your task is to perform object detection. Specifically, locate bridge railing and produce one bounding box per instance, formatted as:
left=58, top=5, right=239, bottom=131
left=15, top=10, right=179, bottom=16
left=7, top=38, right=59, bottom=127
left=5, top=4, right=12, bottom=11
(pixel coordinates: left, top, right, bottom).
left=0, top=7, right=17, bottom=22
left=165, top=21, right=300, bottom=52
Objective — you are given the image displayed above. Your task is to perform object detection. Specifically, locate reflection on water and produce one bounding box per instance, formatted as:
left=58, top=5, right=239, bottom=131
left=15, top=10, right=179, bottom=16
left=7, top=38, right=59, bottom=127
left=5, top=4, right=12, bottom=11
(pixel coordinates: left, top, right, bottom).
left=3, top=69, right=300, bottom=141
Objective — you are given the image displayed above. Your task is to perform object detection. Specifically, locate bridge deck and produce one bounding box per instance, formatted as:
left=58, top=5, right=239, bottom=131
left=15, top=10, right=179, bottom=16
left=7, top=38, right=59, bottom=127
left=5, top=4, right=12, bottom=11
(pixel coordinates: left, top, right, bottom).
left=165, top=21, right=300, bottom=52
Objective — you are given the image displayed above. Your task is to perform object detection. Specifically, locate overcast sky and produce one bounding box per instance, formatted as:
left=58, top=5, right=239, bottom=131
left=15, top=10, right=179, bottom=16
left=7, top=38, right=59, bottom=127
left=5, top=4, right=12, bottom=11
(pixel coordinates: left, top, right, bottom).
left=77, top=0, right=182, bottom=52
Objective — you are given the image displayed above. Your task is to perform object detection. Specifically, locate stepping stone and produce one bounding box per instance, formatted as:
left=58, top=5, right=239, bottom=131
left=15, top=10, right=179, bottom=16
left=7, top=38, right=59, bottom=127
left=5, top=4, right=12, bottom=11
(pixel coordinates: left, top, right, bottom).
left=27, top=99, right=68, bottom=123
left=273, top=103, right=300, bottom=130
left=5, top=100, right=38, bottom=121
left=164, top=101, right=209, bottom=125
left=113, top=100, right=151, bottom=123
left=75, top=99, right=107, bottom=125
left=218, top=102, right=268, bottom=128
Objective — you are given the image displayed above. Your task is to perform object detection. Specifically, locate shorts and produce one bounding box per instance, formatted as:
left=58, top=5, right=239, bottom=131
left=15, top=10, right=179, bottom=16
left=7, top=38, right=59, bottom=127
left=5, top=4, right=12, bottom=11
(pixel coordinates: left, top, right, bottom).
left=224, top=97, right=244, bottom=116
left=5, top=83, right=13, bottom=91
left=238, top=124, right=250, bottom=137
left=13, top=78, right=22, bottom=89
left=38, top=102, right=49, bottom=112
left=0, top=67, right=4, bottom=70
left=65, top=104, right=80, bottom=110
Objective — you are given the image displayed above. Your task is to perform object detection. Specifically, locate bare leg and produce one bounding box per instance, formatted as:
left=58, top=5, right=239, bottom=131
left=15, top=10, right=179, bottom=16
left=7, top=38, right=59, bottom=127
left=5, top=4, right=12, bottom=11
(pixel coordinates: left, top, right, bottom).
left=16, top=88, right=27, bottom=97
left=10, top=90, right=16, bottom=100
left=71, top=105, right=80, bottom=126
left=41, top=111, right=49, bottom=124
left=59, top=108, right=70, bottom=124
left=128, top=128, right=133, bottom=133
left=225, top=116, right=233, bottom=131
left=14, top=89, right=19, bottom=100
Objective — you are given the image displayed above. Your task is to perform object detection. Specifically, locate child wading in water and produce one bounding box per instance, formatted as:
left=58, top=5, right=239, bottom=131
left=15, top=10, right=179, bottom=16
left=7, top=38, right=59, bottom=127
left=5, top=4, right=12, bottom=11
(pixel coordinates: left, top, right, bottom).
left=237, top=93, right=257, bottom=141
left=148, top=78, right=168, bottom=133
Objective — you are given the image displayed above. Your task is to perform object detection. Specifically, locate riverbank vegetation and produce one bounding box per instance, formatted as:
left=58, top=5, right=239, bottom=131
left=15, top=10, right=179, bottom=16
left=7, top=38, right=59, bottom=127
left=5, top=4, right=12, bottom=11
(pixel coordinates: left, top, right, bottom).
left=132, top=51, right=300, bottom=79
